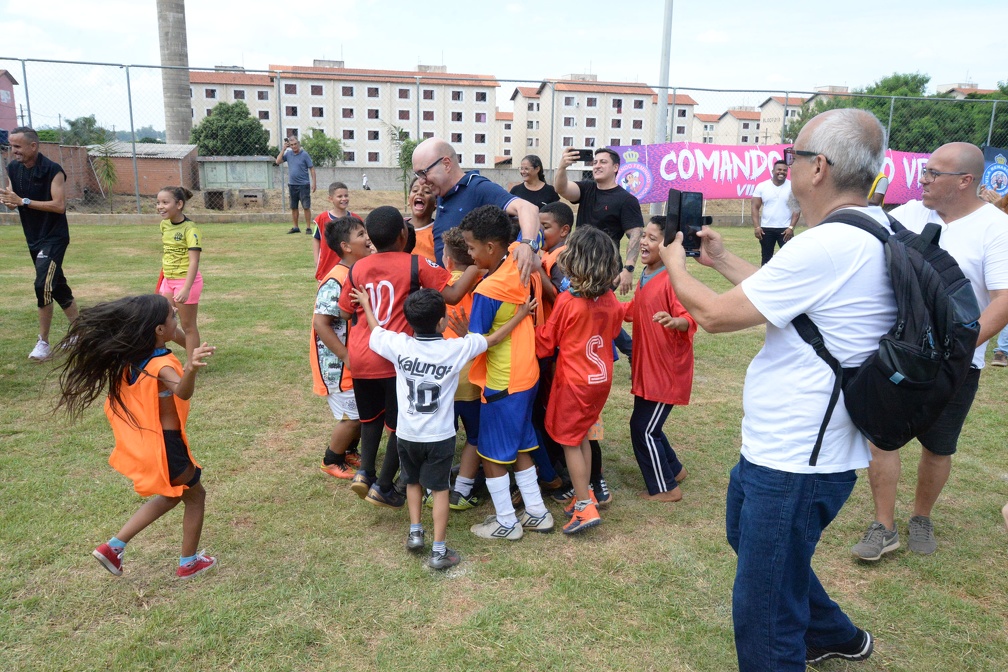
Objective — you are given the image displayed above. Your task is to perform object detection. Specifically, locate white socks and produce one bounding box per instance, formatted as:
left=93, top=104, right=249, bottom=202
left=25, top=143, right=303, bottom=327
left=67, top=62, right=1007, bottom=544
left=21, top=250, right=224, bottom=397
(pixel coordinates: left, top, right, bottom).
left=515, top=466, right=548, bottom=517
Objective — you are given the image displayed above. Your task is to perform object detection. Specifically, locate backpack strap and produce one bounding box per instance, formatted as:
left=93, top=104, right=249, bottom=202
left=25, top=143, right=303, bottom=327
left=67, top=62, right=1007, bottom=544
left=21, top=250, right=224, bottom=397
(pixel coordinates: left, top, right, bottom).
left=792, top=315, right=844, bottom=467
left=825, top=208, right=891, bottom=242
left=410, top=254, right=420, bottom=294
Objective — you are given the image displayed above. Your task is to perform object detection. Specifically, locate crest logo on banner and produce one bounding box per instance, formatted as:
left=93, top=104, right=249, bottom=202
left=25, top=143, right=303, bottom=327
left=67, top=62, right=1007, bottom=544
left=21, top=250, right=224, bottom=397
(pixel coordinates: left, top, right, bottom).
left=982, top=154, right=1008, bottom=196
left=617, top=149, right=652, bottom=200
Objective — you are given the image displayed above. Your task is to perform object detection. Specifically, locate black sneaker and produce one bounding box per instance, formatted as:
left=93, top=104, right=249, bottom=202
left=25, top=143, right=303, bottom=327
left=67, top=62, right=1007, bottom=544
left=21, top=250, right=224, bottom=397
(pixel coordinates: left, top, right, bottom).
left=349, top=470, right=374, bottom=499
left=592, top=477, right=613, bottom=509
left=406, top=529, right=425, bottom=553
left=806, top=628, right=874, bottom=664
left=449, top=490, right=483, bottom=511
left=427, top=547, right=461, bottom=570
left=286, top=227, right=301, bottom=234
left=365, top=483, right=406, bottom=509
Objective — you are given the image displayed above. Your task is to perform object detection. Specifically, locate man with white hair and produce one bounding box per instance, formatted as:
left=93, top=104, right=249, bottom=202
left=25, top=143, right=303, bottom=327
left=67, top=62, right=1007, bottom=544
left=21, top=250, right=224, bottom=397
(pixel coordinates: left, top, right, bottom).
left=660, top=108, right=890, bottom=669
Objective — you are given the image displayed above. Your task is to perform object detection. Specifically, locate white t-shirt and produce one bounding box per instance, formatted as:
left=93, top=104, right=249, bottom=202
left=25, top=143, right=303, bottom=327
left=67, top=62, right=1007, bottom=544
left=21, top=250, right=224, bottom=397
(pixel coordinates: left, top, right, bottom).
left=752, top=179, right=795, bottom=229
left=739, top=206, right=896, bottom=473
left=368, top=327, right=487, bottom=443
left=890, top=200, right=1008, bottom=369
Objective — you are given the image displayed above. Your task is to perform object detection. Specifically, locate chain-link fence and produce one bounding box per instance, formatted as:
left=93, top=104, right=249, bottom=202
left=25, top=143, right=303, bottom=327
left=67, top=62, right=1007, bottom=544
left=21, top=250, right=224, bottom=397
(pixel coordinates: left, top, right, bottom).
left=2, top=56, right=1006, bottom=214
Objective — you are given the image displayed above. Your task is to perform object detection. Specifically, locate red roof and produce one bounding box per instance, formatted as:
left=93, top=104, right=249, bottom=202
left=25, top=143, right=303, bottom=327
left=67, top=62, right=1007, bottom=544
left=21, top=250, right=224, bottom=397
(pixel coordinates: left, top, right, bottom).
left=760, top=95, right=809, bottom=107
left=951, top=87, right=997, bottom=96
left=495, top=111, right=513, bottom=121
left=0, top=69, right=18, bottom=85
left=695, top=113, right=720, bottom=122
left=269, top=64, right=498, bottom=87
left=665, top=93, right=699, bottom=106
left=189, top=71, right=273, bottom=86
left=512, top=86, right=541, bottom=100
left=542, top=80, right=656, bottom=96
left=722, top=109, right=761, bottom=121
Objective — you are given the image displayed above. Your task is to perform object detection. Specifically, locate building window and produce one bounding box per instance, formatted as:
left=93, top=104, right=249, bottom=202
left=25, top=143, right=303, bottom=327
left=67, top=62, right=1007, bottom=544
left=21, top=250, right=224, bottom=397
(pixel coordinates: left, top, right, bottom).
left=285, top=106, right=298, bottom=117
left=503, top=135, right=511, bottom=143
left=564, top=96, right=575, bottom=106
left=284, top=83, right=297, bottom=95
left=368, top=109, right=379, bottom=119
left=259, top=110, right=269, bottom=120
left=452, top=90, right=463, bottom=101
left=756, top=123, right=761, bottom=130
left=476, top=91, right=487, bottom=102
left=457, top=154, right=463, bottom=163
left=258, top=90, right=269, bottom=101
left=344, top=151, right=355, bottom=161
left=311, top=85, right=323, bottom=96
left=367, top=87, right=379, bottom=98
left=342, top=108, right=354, bottom=119
left=233, top=89, right=245, bottom=100
left=587, top=97, right=597, bottom=107
left=451, top=132, right=462, bottom=143
left=562, top=136, right=573, bottom=146
left=742, top=122, right=750, bottom=130
left=504, top=122, right=511, bottom=130
left=474, top=112, right=486, bottom=123
left=632, top=119, right=643, bottom=130
left=311, top=107, right=323, bottom=118
left=676, top=125, right=686, bottom=135
left=423, top=89, right=434, bottom=100
left=585, top=138, right=595, bottom=147
left=742, top=135, right=749, bottom=142
left=631, top=138, right=642, bottom=145
left=610, top=138, right=620, bottom=146
left=206, top=108, right=213, bottom=116
left=611, top=119, right=622, bottom=128
left=633, top=99, right=644, bottom=109
left=612, top=98, right=623, bottom=110
left=528, top=138, right=536, bottom=147
left=527, top=102, right=535, bottom=111
left=205, top=88, right=217, bottom=99
left=677, top=108, right=687, bottom=117
left=422, top=131, right=433, bottom=139
left=475, top=133, right=486, bottom=143
left=527, top=121, right=534, bottom=129
left=398, top=88, right=410, bottom=99
left=343, top=129, right=354, bottom=140
left=504, top=149, right=511, bottom=156
left=342, top=86, right=354, bottom=96
left=368, top=130, right=380, bottom=141
left=585, top=118, right=596, bottom=128
left=423, top=110, right=434, bottom=121
left=368, top=151, right=379, bottom=162
left=286, top=128, right=298, bottom=138
left=563, top=117, right=575, bottom=127
left=398, top=109, right=410, bottom=120
left=475, top=154, right=486, bottom=164
left=452, top=112, right=463, bottom=122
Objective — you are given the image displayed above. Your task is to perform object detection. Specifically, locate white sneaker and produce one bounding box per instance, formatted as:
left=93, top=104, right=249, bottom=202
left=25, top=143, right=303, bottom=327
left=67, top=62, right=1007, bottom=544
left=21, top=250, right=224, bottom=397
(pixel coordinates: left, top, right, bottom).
left=470, top=514, right=523, bottom=541
left=28, top=337, right=52, bottom=361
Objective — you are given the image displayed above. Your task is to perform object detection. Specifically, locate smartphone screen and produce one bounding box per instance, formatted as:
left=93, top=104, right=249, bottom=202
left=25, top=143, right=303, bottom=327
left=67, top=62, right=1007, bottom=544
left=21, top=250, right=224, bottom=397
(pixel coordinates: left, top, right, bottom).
left=680, top=191, right=703, bottom=257
left=577, top=149, right=594, bottom=163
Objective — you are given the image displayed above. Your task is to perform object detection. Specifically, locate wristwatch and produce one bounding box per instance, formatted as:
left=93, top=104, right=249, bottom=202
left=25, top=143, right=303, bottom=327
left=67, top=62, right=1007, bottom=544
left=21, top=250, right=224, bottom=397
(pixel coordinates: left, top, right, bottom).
left=21, top=198, right=31, bottom=207
left=519, top=237, right=540, bottom=253
left=623, top=264, right=635, bottom=273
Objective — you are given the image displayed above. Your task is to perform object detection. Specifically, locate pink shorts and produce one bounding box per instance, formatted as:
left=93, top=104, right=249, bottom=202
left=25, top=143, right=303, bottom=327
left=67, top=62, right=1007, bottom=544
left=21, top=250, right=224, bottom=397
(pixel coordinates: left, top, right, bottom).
left=159, top=272, right=203, bottom=305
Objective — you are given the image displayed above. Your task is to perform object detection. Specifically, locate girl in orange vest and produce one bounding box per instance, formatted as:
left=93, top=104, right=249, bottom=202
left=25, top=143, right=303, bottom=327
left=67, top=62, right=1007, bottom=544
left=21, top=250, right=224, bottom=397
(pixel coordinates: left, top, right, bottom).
left=56, top=294, right=217, bottom=579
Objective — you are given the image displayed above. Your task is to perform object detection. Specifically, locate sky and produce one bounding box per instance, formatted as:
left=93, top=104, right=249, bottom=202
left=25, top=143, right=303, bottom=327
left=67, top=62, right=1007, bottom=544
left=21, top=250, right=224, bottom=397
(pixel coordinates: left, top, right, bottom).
left=1, top=0, right=1004, bottom=131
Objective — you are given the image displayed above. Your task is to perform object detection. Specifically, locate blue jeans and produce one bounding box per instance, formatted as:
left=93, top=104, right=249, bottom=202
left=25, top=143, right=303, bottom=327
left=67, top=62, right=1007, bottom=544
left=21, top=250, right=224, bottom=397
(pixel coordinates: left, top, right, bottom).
left=995, top=325, right=1008, bottom=354
left=726, top=456, right=859, bottom=671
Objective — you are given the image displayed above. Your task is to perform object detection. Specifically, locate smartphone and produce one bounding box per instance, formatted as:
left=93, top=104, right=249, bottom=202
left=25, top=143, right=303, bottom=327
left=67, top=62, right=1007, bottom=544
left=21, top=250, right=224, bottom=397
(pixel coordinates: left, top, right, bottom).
left=576, top=149, right=594, bottom=163
left=664, top=188, right=704, bottom=257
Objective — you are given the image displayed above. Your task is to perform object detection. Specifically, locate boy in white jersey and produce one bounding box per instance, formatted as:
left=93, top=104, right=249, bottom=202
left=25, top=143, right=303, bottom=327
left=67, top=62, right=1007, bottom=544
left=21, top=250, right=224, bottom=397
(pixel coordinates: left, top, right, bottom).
left=352, top=286, right=532, bottom=570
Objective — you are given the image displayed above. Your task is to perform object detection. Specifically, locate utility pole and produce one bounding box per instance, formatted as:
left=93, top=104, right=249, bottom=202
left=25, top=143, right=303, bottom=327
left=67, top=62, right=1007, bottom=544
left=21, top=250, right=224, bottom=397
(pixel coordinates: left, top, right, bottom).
left=651, top=0, right=674, bottom=215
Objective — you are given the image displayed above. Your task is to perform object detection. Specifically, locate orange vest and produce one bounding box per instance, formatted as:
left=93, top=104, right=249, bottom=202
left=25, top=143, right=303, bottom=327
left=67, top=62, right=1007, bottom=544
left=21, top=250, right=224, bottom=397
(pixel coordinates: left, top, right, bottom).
left=311, top=263, right=354, bottom=395
left=468, top=243, right=542, bottom=399
left=412, top=222, right=436, bottom=263
left=540, top=243, right=567, bottom=319
left=105, top=352, right=198, bottom=498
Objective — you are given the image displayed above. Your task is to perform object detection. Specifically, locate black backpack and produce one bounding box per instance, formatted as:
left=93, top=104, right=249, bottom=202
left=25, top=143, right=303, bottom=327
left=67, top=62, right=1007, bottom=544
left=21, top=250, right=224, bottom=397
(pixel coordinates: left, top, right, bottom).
left=793, top=209, right=981, bottom=466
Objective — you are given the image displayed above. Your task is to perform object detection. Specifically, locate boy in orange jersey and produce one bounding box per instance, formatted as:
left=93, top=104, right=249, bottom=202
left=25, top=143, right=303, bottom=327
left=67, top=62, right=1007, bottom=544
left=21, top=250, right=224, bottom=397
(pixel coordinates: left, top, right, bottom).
left=313, top=182, right=364, bottom=281
left=312, top=216, right=371, bottom=479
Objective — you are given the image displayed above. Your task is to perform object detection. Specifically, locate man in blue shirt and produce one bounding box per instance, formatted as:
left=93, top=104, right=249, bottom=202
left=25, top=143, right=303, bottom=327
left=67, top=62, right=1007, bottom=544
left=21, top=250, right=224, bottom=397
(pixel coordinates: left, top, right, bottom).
left=275, top=135, right=317, bottom=234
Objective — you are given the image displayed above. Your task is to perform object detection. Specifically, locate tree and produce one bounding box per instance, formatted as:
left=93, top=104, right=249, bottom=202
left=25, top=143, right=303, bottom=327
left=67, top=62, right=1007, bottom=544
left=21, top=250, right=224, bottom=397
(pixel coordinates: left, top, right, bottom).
left=189, top=101, right=270, bottom=156
left=300, top=128, right=343, bottom=167
left=90, top=130, right=118, bottom=214
left=388, top=125, right=418, bottom=205
left=36, top=129, right=60, bottom=143
left=63, top=115, right=112, bottom=146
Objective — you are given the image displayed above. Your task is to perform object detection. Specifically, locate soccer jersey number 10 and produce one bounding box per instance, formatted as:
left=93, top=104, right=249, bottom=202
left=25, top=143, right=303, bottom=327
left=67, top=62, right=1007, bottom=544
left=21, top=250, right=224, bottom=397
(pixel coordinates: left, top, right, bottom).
left=405, top=377, right=441, bottom=414
left=364, top=281, right=395, bottom=326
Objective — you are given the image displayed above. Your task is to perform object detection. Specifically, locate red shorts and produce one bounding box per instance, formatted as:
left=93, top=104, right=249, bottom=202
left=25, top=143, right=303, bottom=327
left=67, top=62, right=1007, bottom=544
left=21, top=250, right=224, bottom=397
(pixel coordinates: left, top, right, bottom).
left=545, top=383, right=609, bottom=446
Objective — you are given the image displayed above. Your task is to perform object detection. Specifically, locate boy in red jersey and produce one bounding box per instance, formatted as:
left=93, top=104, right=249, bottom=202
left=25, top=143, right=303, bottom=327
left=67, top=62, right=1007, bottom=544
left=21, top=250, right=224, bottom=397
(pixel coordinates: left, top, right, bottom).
left=337, top=206, right=479, bottom=508
left=313, top=182, right=364, bottom=281
left=623, top=216, right=696, bottom=501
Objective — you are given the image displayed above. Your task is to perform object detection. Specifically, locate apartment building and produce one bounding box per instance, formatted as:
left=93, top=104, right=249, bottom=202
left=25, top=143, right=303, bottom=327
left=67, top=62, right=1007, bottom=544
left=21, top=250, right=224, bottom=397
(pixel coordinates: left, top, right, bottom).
left=189, top=62, right=500, bottom=169
left=757, top=95, right=808, bottom=143
left=495, top=110, right=514, bottom=164
left=693, top=113, right=720, bottom=143
left=666, top=93, right=699, bottom=142
left=714, top=108, right=762, bottom=145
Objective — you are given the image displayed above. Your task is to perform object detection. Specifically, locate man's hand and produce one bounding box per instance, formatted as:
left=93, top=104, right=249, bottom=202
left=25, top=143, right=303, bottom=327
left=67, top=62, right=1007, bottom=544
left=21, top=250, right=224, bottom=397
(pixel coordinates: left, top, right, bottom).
left=659, top=231, right=687, bottom=273
left=0, top=187, right=21, bottom=208
left=558, top=148, right=578, bottom=170
left=753, top=226, right=764, bottom=240
left=512, top=243, right=541, bottom=287
left=782, top=227, right=794, bottom=243
left=617, top=268, right=634, bottom=295
left=696, top=226, right=726, bottom=268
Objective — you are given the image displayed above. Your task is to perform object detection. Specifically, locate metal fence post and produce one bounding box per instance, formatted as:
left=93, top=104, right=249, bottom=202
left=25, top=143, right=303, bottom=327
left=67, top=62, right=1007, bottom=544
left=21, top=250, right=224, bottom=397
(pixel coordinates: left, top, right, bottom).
left=988, top=100, right=998, bottom=147
left=781, top=90, right=789, bottom=142
left=547, top=84, right=556, bottom=171
left=124, top=65, right=142, bottom=214
left=20, top=59, right=32, bottom=126
left=276, top=71, right=285, bottom=211
left=415, top=76, right=421, bottom=140
left=887, top=96, right=895, bottom=140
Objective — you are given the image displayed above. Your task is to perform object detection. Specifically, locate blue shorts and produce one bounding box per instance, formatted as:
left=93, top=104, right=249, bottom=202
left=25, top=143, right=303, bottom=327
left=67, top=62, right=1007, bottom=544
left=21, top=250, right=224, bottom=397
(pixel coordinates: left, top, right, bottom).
left=454, top=399, right=480, bottom=446
left=476, top=385, right=539, bottom=465
left=289, top=183, right=311, bottom=210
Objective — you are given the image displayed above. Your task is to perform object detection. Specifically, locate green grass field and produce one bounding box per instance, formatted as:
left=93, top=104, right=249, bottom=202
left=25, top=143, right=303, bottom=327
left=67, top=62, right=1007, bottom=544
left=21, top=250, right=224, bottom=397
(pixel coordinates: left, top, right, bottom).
left=1, top=222, right=1006, bottom=671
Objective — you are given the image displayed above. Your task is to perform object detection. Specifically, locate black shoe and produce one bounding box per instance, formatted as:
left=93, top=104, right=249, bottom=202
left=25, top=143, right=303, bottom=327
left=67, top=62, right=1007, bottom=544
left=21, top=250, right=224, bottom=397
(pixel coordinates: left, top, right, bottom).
left=305, top=226, right=313, bottom=235
left=365, top=483, right=406, bottom=509
left=406, top=529, right=425, bottom=553
left=286, top=227, right=301, bottom=234
left=806, top=628, right=874, bottom=664
left=427, top=547, right=461, bottom=570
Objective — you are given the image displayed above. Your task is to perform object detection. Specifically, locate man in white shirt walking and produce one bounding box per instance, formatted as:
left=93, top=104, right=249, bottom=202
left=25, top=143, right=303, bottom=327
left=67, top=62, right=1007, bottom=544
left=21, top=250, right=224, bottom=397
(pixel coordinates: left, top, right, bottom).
left=751, top=160, right=800, bottom=265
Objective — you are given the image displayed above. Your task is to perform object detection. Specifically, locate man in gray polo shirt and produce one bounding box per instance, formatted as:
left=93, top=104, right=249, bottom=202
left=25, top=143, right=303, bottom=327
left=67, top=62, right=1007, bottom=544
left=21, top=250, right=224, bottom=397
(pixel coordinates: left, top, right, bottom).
left=275, top=135, right=316, bottom=234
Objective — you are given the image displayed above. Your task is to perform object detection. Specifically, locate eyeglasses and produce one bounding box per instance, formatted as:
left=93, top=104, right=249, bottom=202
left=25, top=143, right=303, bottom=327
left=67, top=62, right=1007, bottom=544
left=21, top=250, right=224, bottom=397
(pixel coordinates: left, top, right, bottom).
left=414, top=157, right=446, bottom=181
left=920, top=167, right=968, bottom=183
left=783, top=147, right=834, bottom=166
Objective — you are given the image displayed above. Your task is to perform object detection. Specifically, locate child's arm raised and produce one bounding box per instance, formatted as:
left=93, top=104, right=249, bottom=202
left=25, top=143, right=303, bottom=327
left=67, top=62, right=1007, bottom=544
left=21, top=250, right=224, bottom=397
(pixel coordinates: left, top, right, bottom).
left=653, top=311, right=690, bottom=332
left=350, top=287, right=379, bottom=331
left=485, top=297, right=537, bottom=348
left=441, top=264, right=481, bottom=305
left=158, top=343, right=215, bottom=400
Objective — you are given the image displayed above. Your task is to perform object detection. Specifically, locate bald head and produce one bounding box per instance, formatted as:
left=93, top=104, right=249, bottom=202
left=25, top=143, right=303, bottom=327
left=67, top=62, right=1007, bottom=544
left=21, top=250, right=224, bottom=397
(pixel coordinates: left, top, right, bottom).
left=934, top=142, right=984, bottom=181
left=414, top=138, right=457, bottom=166
left=412, top=137, right=462, bottom=196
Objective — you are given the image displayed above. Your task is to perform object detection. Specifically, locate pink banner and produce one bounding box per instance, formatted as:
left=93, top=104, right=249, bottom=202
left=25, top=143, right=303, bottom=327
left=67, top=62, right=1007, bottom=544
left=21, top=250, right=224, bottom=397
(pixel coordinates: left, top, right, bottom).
left=611, top=143, right=929, bottom=205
